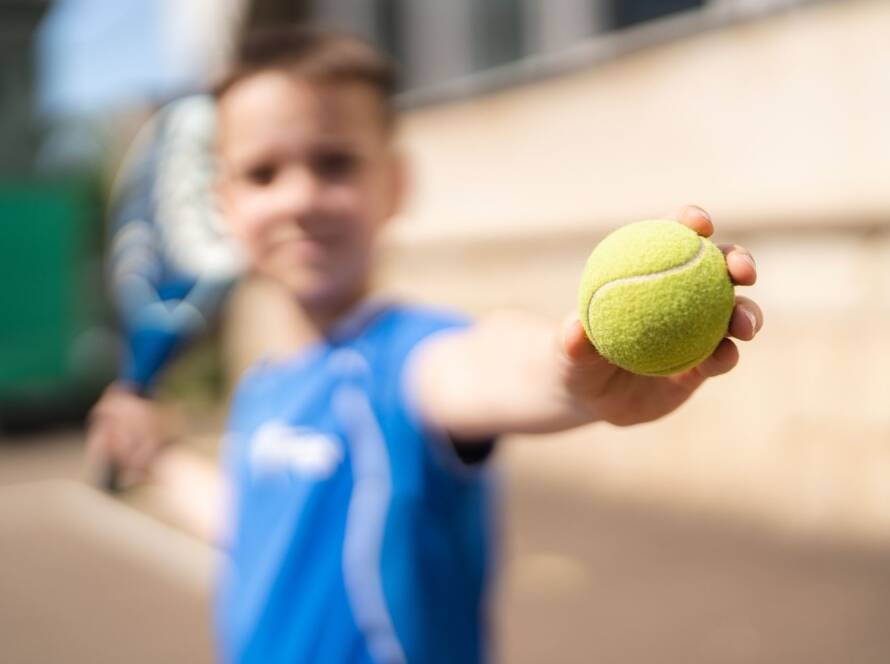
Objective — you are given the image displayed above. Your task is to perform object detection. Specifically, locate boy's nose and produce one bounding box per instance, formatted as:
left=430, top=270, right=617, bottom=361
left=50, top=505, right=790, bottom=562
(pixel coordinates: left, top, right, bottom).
left=275, top=166, right=323, bottom=218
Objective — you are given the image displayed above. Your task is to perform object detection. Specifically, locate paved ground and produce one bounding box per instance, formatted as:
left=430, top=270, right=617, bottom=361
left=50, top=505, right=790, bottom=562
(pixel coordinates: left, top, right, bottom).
left=3, top=429, right=890, bottom=663
left=497, top=474, right=890, bottom=664
left=0, top=481, right=217, bottom=664
left=0, top=429, right=214, bottom=664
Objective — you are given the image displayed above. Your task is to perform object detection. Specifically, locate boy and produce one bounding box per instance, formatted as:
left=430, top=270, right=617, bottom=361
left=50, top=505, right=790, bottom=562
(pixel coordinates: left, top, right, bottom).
left=92, top=25, right=762, bottom=664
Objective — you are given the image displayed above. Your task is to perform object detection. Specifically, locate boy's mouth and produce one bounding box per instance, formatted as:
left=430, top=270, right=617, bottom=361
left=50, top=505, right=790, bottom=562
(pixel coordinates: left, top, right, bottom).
left=273, top=236, right=337, bottom=264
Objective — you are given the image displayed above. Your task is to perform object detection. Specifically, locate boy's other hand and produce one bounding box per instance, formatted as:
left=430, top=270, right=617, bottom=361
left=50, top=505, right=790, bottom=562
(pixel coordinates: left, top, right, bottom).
left=85, top=383, right=177, bottom=483
left=561, top=205, right=763, bottom=427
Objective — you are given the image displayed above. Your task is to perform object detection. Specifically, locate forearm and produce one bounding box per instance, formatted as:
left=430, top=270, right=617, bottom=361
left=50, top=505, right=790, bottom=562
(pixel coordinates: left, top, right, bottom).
left=414, top=310, right=598, bottom=439
left=149, top=447, right=228, bottom=545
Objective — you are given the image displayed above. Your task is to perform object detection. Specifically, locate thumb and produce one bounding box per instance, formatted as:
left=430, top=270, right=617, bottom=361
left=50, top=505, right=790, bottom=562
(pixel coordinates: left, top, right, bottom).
left=560, top=314, right=603, bottom=364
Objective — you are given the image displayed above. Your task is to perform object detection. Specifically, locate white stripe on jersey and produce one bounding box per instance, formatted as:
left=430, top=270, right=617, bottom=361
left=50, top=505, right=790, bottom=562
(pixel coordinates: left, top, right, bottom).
left=334, top=349, right=407, bottom=664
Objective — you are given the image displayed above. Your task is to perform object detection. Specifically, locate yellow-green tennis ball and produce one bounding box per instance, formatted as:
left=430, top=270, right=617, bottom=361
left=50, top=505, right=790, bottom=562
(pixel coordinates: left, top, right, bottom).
left=577, top=219, right=734, bottom=376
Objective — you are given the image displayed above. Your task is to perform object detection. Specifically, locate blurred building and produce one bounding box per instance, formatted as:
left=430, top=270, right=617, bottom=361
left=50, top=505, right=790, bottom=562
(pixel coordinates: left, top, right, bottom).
left=296, top=0, right=708, bottom=89
left=0, top=0, right=245, bottom=428
left=0, top=0, right=49, bottom=174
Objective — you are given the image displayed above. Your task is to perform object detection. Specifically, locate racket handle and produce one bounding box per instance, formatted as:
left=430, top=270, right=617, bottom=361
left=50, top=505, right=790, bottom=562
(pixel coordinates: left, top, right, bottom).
left=98, top=461, right=123, bottom=494
left=93, top=379, right=147, bottom=494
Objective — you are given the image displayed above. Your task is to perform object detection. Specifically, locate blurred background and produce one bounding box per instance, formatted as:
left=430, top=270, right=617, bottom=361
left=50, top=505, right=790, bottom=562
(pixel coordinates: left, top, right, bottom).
left=2, top=0, right=890, bottom=662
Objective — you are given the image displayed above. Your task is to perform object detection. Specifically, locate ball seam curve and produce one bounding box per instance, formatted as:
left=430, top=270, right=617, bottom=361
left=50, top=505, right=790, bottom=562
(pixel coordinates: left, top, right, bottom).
left=585, top=236, right=707, bottom=331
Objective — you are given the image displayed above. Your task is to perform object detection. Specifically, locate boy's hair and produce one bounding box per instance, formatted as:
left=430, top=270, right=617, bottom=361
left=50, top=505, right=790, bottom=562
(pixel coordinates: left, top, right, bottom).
left=215, top=25, right=398, bottom=129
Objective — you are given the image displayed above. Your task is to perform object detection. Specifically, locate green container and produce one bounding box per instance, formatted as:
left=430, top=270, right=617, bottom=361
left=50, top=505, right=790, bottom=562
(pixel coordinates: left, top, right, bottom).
left=0, top=178, right=114, bottom=427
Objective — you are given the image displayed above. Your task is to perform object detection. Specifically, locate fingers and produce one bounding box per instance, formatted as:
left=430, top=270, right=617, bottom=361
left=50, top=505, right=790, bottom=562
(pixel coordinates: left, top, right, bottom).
left=85, top=388, right=172, bottom=483
left=128, top=434, right=163, bottom=476
left=85, top=416, right=114, bottom=467
left=720, top=244, right=757, bottom=286
left=671, top=205, right=713, bottom=238
left=88, top=421, right=157, bottom=485
left=693, top=294, right=761, bottom=382
left=561, top=314, right=606, bottom=365
left=728, top=295, right=763, bottom=341
left=695, top=338, right=739, bottom=378
left=669, top=207, right=759, bottom=285
left=87, top=415, right=136, bottom=468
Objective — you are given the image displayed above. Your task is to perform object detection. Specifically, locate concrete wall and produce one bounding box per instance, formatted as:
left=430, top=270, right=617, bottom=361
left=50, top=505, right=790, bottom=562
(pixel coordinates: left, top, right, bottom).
left=390, top=0, right=890, bottom=242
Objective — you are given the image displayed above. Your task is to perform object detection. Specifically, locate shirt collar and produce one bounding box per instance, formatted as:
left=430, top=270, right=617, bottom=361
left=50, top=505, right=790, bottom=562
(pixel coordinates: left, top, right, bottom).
left=325, top=295, right=393, bottom=345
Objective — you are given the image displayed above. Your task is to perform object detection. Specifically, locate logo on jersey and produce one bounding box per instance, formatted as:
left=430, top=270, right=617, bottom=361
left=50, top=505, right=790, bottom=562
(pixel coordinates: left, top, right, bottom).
left=249, top=421, right=344, bottom=479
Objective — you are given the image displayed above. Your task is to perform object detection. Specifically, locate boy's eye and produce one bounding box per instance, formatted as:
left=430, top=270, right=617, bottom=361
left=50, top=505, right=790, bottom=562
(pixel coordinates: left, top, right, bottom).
left=312, top=151, right=359, bottom=180
left=245, top=164, right=276, bottom=186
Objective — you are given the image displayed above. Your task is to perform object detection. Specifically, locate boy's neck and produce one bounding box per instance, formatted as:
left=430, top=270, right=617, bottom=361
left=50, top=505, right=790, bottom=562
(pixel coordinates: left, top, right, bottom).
left=300, top=286, right=373, bottom=339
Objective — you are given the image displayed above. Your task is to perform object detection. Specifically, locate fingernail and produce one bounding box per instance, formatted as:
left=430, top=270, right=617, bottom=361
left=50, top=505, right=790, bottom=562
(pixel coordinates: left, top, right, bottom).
left=742, top=308, right=757, bottom=333
left=741, top=253, right=756, bottom=270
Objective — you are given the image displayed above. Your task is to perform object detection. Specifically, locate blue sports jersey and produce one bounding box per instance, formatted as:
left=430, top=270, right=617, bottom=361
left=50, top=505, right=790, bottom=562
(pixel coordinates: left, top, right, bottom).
left=217, top=300, right=497, bottom=664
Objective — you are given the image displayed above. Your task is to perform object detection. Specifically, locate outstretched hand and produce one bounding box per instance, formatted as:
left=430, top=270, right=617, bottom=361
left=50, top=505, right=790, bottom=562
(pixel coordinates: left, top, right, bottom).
left=560, top=205, right=763, bottom=426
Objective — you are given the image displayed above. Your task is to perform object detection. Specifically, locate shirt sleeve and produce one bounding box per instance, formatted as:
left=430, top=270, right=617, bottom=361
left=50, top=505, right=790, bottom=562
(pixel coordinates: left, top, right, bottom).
left=395, top=309, right=498, bottom=472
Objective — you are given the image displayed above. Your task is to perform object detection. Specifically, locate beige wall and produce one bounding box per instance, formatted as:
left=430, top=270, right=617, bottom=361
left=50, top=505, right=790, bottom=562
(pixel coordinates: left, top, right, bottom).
left=390, top=0, right=890, bottom=243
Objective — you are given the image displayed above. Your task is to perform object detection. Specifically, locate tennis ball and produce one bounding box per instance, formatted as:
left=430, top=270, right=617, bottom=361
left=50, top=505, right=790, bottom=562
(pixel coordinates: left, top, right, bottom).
left=577, top=219, right=734, bottom=376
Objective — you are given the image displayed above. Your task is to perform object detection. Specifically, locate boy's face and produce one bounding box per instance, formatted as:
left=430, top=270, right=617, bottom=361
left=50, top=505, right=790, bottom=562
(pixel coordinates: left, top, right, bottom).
left=217, top=72, right=401, bottom=311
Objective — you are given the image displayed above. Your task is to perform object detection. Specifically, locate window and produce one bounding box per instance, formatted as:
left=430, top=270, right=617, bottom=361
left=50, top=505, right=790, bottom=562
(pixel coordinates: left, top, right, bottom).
left=606, top=0, right=706, bottom=30
left=472, top=0, right=526, bottom=70
left=301, top=0, right=787, bottom=95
